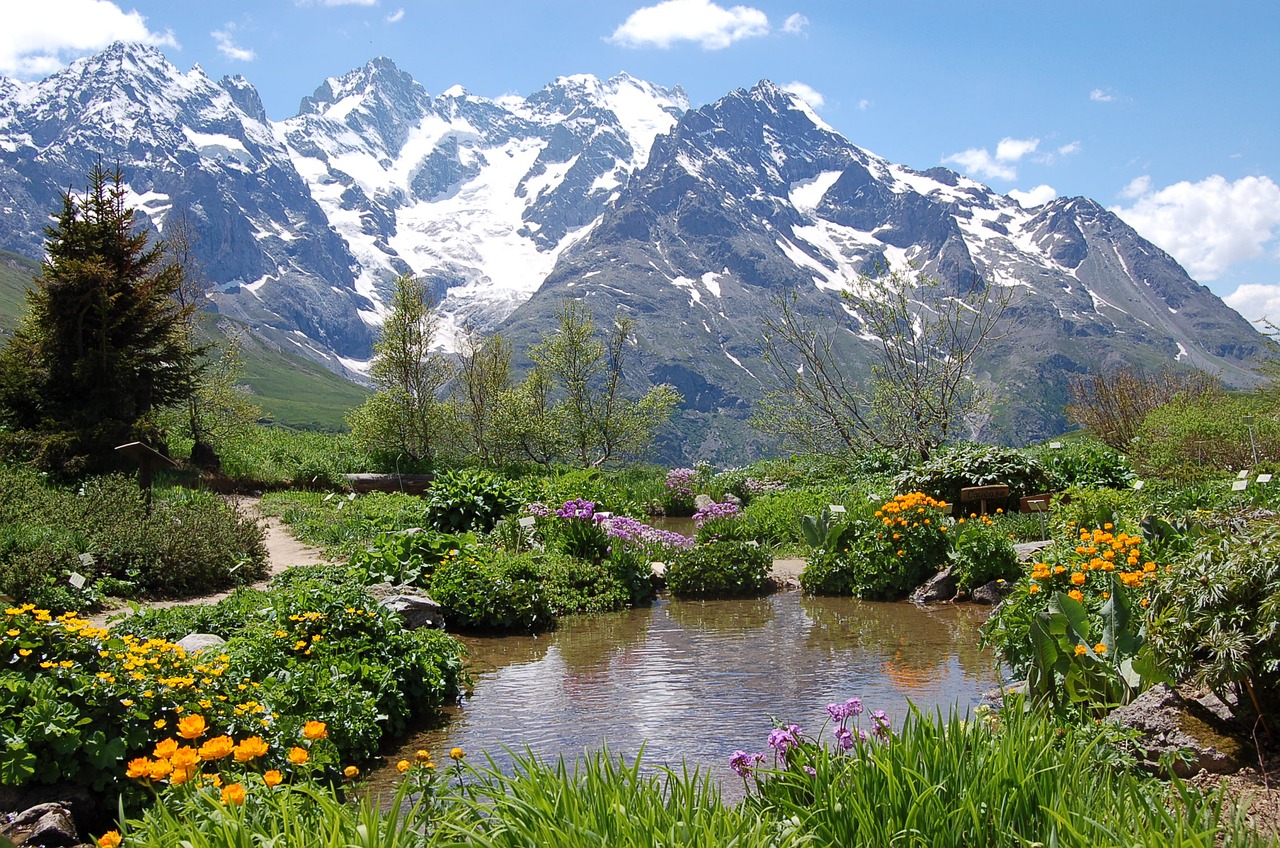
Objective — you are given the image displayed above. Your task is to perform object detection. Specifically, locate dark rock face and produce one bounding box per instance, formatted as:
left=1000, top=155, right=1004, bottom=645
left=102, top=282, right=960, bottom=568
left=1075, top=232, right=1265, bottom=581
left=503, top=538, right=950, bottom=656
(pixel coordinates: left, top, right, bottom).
left=910, top=565, right=959, bottom=605
left=1106, top=683, right=1251, bottom=777
left=366, top=583, right=446, bottom=629
left=0, top=803, right=85, bottom=848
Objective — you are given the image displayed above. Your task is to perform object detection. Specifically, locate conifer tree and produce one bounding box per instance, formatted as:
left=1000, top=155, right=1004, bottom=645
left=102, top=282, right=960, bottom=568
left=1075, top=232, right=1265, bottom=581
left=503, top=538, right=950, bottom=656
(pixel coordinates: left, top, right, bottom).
left=0, top=162, right=200, bottom=472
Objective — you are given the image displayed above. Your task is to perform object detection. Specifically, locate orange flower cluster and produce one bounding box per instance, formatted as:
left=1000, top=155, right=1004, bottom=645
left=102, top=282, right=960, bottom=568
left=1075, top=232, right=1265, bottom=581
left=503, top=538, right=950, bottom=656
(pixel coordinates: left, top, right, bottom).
left=1027, top=526, right=1159, bottom=605
left=874, top=492, right=950, bottom=529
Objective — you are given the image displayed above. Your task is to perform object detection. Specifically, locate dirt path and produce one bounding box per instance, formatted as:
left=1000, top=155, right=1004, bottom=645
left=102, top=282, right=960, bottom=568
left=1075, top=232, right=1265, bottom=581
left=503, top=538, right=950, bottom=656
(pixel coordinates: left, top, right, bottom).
left=87, top=496, right=330, bottom=628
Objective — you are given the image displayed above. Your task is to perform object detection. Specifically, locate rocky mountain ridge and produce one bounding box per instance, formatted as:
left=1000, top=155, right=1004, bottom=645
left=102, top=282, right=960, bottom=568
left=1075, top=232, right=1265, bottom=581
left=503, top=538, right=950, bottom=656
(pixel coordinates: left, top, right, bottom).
left=0, top=43, right=1266, bottom=460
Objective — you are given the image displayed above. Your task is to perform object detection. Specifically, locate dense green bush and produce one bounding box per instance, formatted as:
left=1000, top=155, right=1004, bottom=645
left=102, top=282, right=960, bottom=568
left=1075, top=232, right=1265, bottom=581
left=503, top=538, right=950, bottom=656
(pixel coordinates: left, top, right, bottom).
left=1030, top=436, right=1136, bottom=490
left=212, top=427, right=372, bottom=487
left=800, top=493, right=951, bottom=599
left=0, top=467, right=265, bottom=609
left=663, top=540, right=771, bottom=599
left=895, top=443, right=1051, bottom=509
left=741, top=488, right=857, bottom=547
left=429, top=548, right=553, bottom=632
left=347, top=527, right=473, bottom=587
left=1131, top=395, right=1280, bottom=481
left=542, top=552, right=652, bottom=615
left=949, top=518, right=1020, bottom=591
left=424, top=467, right=520, bottom=533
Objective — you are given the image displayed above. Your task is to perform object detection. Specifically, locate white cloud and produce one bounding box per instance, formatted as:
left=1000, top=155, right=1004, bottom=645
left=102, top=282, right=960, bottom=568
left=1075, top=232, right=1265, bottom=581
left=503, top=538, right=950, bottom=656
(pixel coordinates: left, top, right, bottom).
left=1224, top=284, right=1280, bottom=327
left=1090, top=88, right=1115, bottom=102
left=1009, top=185, right=1058, bottom=208
left=212, top=26, right=255, bottom=62
left=782, top=13, right=808, bottom=34
left=386, top=8, right=405, bottom=23
left=0, top=0, right=177, bottom=77
left=1112, top=174, right=1280, bottom=280
left=313, top=0, right=378, bottom=5
left=1057, top=141, right=1081, bottom=156
left=609, top=0, right=770, bottom=50
left=1118, top=175, right=1151, bottom=200
left=942, top=136, right=1039, bottom=181
left=857, top=98, right=871, bottom=111
left=781, top=81, right=824, bottom=109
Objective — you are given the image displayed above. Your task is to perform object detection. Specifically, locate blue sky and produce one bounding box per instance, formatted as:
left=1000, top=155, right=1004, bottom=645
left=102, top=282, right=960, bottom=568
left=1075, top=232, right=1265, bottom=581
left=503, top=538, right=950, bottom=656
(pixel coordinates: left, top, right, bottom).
left=4, top=0, right=1279, bottom=324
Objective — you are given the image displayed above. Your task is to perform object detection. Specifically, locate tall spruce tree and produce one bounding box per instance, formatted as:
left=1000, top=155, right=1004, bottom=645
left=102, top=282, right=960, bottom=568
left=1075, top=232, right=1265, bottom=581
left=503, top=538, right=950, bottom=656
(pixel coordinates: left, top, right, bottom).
left=0, top=162, right=200, bottom=472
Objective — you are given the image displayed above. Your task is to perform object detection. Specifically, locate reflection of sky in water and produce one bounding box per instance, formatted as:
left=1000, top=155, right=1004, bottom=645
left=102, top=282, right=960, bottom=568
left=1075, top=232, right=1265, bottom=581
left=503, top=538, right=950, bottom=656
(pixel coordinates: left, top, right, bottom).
left=384, top=592, right=998, bottom=783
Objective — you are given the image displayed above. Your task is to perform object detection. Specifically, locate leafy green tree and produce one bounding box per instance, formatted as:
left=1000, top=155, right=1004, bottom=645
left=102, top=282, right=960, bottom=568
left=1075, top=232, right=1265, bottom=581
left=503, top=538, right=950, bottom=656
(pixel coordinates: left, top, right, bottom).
left=347, top=274, right=453, bottom=466
left=448, top=327, right=514, bottom=466
left=757, top=267, right=1013, bottom=463
left=0, top=163, right=200, bottom=472
left=509, top=301, right=681, bottom=468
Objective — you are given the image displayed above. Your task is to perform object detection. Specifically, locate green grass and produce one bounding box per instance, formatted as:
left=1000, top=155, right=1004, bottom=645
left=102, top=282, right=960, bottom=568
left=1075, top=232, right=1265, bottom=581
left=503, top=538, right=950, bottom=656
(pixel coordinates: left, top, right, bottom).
left=0, top=249, right=39, bottom=334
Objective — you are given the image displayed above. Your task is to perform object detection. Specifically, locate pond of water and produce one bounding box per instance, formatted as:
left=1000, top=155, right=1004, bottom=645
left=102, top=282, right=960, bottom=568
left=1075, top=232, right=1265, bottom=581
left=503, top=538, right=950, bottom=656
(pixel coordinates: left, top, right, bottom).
left=374, top=591, right=999, bottom=788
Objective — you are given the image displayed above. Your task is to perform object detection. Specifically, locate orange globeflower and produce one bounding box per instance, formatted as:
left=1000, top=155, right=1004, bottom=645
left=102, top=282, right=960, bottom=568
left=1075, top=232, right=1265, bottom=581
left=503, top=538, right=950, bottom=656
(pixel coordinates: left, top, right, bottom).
left=302, top=721, right=328, bottom=741
left=148, top=759, right=173, bottom=780
left=170, top=746, right=200, bottom=769
left=221, top=783, right=247, bottom=805
left=343, top=765, right=360, bottom=779
left=98, top=831, right=122, bottom=848
left=177, top=714, right=208, bottom=740
left=397, top=759, right=411, bottom=773
left=288, top=746, right=310, bottom=765
left=233, top=736, right=270, bottom=762
left=199, top=735, right=235, bottom=761
left=1070, top=572, right=1086, bottom=586
left=126, top=757, right=153, bottom=779
left=153, top=738, right=179, bottom=760
left=170, top=767, right=191, bottom=785
left=1094, top=643, right=1108, bottom=654
left=449, top=747, right=465, bottom=761
left=1067, top=589, right=1084, bottom=602
left=263, top=770, right=283, bottom=787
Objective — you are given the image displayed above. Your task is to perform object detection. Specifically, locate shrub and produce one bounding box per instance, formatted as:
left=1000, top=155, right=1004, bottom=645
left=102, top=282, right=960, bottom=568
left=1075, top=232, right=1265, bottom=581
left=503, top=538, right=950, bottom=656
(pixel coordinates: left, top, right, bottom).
left=664, top=540, right=771, bottom=599
left=542, top=552, right=649, bottom=616
left=429, top=548, right=553, bottom=632
left=894, top=444, right=1051, bottom=509
left=800, top=493, right=951, bottom=599
left=1131, top=394, right=1280, bottom=481
left=661, top=467, right=698, bottom=516
left=425, top=467, right=520, bottom=533
left=1067, top=365, right=1220, bottom=451
left=536, top=499, right=611, bottom=561
left=741, top=488, right=855, bottom=547
left=949, top=518, right=1020, bottom=591
left=347, top=527, right=475, bottom=588
left=1146, top=525, right=1280, bottom=724
left=0, top=469, right=265, bottom=608
left=1029, top=436, right=1136, bottom=490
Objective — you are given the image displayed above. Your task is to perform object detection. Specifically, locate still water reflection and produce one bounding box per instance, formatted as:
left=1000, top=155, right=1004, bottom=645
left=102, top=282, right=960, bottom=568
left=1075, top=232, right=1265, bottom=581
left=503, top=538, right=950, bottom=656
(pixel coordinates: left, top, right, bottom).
left=381, top=591, right=998, bottom=780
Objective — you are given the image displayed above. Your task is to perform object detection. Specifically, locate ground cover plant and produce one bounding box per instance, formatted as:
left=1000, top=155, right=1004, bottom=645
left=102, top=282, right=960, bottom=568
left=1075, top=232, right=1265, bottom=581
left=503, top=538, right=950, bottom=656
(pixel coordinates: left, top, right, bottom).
left=0, top=580, right=467, bottom=803
left=0, top=464, right=266, bottom=611
left=664, top=501, right=771, bottom=598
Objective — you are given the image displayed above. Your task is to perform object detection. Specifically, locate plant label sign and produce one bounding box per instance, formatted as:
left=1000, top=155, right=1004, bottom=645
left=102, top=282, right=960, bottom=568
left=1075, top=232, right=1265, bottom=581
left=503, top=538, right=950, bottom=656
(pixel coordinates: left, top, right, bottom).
left=1049, top=442, right=1063, bottom=449
left=68, top=572, right=86, bottom=589
left=1133, top=480, right=1144, bottom=490
left=1259, top=474, right=1273, bottom=484
left=518, top=516, right=537, bottom=528
left=1232, top=480, right=1248, bottom=491
left=828, top=504, right=846, bottom=514
left=1238, top=470, right=1251, bottom=479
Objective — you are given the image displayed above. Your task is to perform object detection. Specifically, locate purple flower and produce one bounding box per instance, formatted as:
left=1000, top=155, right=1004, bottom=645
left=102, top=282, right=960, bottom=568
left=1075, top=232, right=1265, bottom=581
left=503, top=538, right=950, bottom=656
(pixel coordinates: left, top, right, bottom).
left=523, top=501, right=550, bottom=518
left=872, top=710, right=892, bottom=740
left=556, top=498, right=596, bottom=521
left=664, top=468, right=697, bottom=498
left=845, top=696, right=863, bottom=717
left=834, top=726, right=854, bottom=750
left=692, top=501, right=739, bottom=527
left=826, top=701, right=850, bottom=722
left=804, top=766, right=817, bottom=777
left=728, top=750, right=755, bottom=778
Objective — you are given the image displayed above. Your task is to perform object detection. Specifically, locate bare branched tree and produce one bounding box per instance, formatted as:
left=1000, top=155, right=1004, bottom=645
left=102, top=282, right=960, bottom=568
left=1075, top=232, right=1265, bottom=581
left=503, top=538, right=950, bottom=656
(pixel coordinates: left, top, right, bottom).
left=757, top=267, right=1015, bottom=462
left=1066, top=366, right=1219, bottom=450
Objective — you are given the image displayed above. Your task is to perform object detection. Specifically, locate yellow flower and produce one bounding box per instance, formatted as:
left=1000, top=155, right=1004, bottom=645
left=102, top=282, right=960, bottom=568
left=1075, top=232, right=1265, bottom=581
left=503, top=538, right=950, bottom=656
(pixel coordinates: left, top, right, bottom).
left=5, top=629, right=18, bottom=637
left=343, top=765, right=360, bottom=779
left=126, top=757, right=153, bottom=779
left=1070, top=572, right=1086, bottom=586
left=170, top=746, right=200, bottom=769
left=153, top=738, right=179, bottom=760
left=221, top=783, right=247, bottom=805
left=415, top=749, right=432, bottom=763
left=302, top=721, right=328, bottom=741
left=1094, top=643, right=1107, bottom=654
left=98, top=830, right=123, bottom=848
left=288, top=747, right=309, bottom=765
left=1074, top=645, right=1088, bottom=656
left=153, top=719, right=166, bottom=730
left=450, top=747, right=465, bottom=761
left=177, top=714, right=207, bottom=740
left=263, top=769, right=283, bottom=787
left=397, top=759, right=411, bottom=772
left=147, top=759, right=173, bottom=780
left=1028, top=584, right=1040, bottom=594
